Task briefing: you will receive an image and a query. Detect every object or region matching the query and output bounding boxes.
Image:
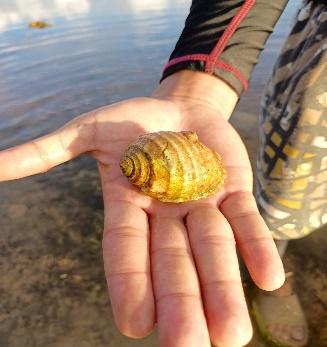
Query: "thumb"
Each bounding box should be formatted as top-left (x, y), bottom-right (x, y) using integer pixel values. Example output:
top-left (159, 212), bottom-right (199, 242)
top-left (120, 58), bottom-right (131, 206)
top-left (0, 111), bottom-right (97, 181)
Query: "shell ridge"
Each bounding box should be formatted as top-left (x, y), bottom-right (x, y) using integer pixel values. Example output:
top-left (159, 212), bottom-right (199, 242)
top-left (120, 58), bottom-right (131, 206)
top-left (181, 132), bottom-right (202, 199)
top-left (171, 132), bottom-right (199, 200)
top-left (159, 132), bottom-right (191, 201)
top-left (127, 146), bottom-right (141, 182)
top-left (145, 133), bottom-right (170, 195)
top-left (184, 135), bottom-right (225, 200)
top-left (125, 144), bottom-right (151, 186)
top-left (191, 137), bottom-right (212, 200)
top-left (154, 132), bottom-right (180, 199)
top-left (203, 148), bottom-right (226, 196)
top-left (138, 148), bottom-right (152, 187)
top-left (181, 131), bottom-right (198, 143)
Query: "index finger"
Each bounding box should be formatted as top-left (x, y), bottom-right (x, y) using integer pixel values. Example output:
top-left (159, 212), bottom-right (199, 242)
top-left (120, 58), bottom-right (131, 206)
top-left (0, 111), bottom-right (97, 181)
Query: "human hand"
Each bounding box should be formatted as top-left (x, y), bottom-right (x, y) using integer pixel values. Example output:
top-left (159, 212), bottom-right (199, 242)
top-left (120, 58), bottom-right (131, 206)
top-left (0, 71), bottom-right (285, 347)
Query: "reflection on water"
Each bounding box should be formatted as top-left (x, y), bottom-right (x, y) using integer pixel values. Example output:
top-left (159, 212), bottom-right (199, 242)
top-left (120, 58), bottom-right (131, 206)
top-left (1, 1), bottom-right (315, 347)
top-left (0, 0), bottom-right (91, 31)
top-left (0, 0), bottom-right (189, 32)
top-left (0, 0), bottom-right (190, 149)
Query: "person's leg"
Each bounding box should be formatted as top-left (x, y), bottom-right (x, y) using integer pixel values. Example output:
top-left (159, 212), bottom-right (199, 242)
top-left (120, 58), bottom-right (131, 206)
top-left (256, 1), bottom-right (327, 241)
top-left (253, 1), bottom-right (327, 346)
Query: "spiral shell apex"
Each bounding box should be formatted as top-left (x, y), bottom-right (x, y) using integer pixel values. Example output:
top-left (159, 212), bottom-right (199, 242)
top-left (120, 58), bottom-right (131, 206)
top-left (120, 131), bottom-right (227, 203)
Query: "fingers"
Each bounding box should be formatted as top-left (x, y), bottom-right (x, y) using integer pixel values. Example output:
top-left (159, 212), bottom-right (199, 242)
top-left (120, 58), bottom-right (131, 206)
top-left (150, 216), bottom-right (211, 347)
top-left (187, 206), bottom-right (253, 347)
top-left (102, 200), bottom-right (155, 338)
top-left (220, 191), bottom-right (285, 291)
top-left (0, 112), bottom-right (96, 181)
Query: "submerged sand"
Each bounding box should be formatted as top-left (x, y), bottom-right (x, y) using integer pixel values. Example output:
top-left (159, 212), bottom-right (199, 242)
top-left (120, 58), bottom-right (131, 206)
top-left (0, 106), bottom-right (326, 346)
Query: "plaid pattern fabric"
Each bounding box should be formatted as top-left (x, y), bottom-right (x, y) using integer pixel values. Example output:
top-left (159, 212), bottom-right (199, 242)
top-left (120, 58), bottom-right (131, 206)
top-left (256, 0), bottom-right (327, 240)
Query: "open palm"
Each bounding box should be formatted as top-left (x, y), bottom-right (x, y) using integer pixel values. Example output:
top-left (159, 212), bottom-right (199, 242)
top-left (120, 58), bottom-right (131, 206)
top-left (0, 96), bottom-right (284, 347)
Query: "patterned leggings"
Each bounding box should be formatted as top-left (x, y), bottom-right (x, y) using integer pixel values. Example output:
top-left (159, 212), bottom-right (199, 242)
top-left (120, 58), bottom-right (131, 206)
top-left (256, 1), bottom-right (327, 240)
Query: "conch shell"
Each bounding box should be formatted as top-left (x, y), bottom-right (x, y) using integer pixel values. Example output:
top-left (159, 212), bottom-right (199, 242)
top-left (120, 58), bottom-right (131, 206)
top-left (120, 131), bottom-right (227, 203)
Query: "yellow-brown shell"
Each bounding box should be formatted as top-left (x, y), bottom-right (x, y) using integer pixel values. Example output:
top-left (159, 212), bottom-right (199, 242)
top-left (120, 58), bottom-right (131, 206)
top-left (120, 131), bottom-right (227, 203)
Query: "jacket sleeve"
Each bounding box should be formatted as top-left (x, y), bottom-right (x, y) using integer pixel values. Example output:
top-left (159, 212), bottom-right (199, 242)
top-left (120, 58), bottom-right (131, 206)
top-left (161, 0), bottom-right (289, 95)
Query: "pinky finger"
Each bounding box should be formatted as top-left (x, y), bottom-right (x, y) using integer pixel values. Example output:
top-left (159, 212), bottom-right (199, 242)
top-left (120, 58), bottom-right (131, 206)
top-left (220, 191), bottom-right (285, 291)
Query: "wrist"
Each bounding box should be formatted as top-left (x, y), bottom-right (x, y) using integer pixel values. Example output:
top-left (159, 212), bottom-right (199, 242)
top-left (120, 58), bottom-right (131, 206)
top-left (152, 70), bottom-right (239, 119)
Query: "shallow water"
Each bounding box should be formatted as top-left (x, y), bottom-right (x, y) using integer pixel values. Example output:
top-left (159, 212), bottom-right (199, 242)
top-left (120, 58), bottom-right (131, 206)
top-left (0, 0), bottom-right (298, 150)
top-left (0, 0), bottom-right (189, 149)
top-left (2, 1), bottom-right (326, 347)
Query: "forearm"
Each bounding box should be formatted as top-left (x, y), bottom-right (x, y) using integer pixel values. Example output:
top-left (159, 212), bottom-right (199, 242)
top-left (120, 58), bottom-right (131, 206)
top-left (161, 0), bottom-right (289, 96)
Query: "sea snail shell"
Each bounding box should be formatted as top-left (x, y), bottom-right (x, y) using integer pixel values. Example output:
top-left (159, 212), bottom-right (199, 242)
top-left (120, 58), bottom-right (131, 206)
top-left (120, 131), bottom-right (227, 203)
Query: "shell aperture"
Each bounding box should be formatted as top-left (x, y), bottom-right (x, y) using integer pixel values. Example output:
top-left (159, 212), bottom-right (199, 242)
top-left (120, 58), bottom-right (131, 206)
top-left (119, 131), bottom-right (227, 203)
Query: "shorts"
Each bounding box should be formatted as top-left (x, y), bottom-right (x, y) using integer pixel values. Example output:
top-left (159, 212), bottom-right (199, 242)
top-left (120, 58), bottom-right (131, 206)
top-left (256, 0), bottom-right (327, 240)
